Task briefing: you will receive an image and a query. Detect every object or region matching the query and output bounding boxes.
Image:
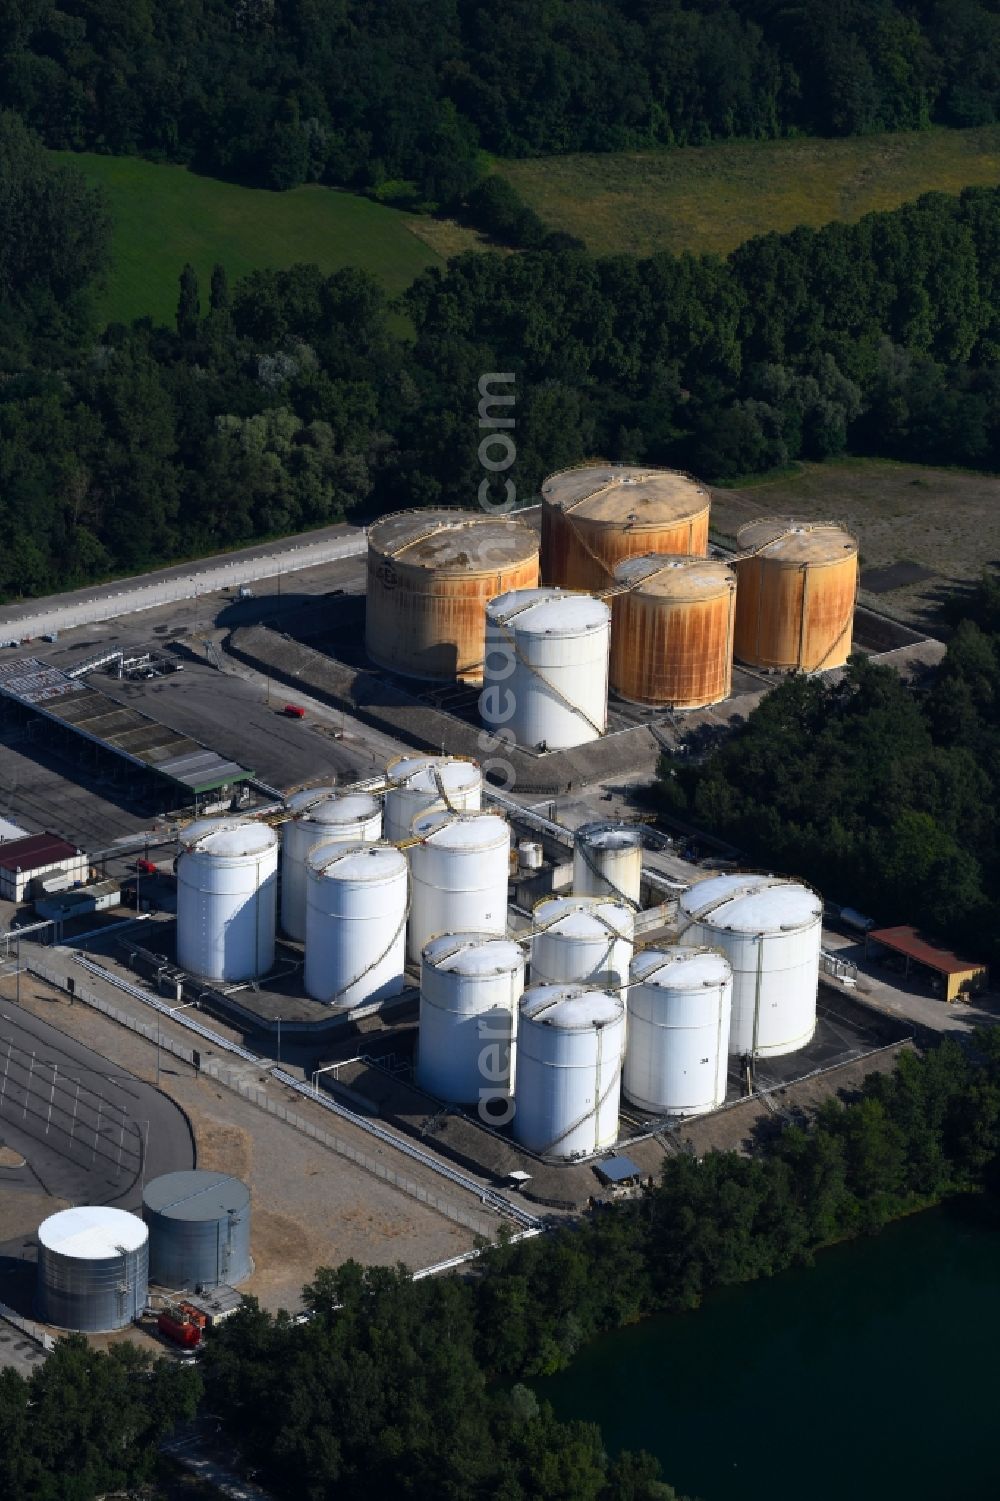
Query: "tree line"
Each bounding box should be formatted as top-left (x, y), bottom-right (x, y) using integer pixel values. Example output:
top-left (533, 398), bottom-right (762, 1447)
top-left (3, 1), bottom-right (1000, 200)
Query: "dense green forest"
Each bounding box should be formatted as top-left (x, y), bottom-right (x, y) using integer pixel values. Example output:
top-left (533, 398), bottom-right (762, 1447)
top-left (197, 1031), bottom-right (1000, 1500)
top-left (5, 1), bottom-right (1000, 199)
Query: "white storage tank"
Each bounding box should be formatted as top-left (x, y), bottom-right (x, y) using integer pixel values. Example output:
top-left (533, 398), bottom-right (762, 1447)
top-left (482, 588), bottom-right (610, 750)
top-left (407, 809), bottom-right (510, 961)
top-left (514, 984), bottom-right (625, 1158)
top-left (573, 822), bottom-right (644, 908)
top-left (383, 755), bottom-right (482, 843)
top-left (176, 819), bottom-right (278, 982)
top-left (678, 873), bottom-right (822, 1057)
top-left (624, 947), bottom-right (732, 1116)
top-left (37, 1206), bottom-right (148, 1332)
top-left (417, 932), bottom-right (525, 1108)
top-left (304, 841), bottom-right (408, 1008)
top-left (531, 896), bottom-right (634, 991)
top-left (281, 788), bottom-right (382, 940)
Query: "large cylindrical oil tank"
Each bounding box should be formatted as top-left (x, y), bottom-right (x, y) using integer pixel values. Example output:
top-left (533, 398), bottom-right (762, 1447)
top-left (407, 810), bottom-right (510, 961)
top-left (176, 820), bottom-right (278, 982)
top-left (610, 553), bottom-right (737, 708)
top-left (514, 984), bottom-right (625, 1158)
top-left (417, 932), bottom-right (525, 1106)
top-left (531, 896), bottom-right (634, 991)
top-left (281, 789), bottom-right (382, 941)
top-left (678, 873), bottom-right (822, 1057)
top-left (733, 518), bottom-right (858, 672)
top-left (573, 823), bottom-right (644, 908)
top-left (541, 463), bottom-right (711, 591)
top-left (143, 1170), bottom-right (252, 1290)
top-left (36, 1207), bottom-right (148, 1332)
top-left (383, 755), bottom-right (482, 843)
top-left (305, 841), bottom-right (408, 1008)
top-left (624, 947), bottom-right (732, 1116)
top-left (366, 508), bottom-right (540, 682)
top-left (482, 588), bottom-right (610, 750)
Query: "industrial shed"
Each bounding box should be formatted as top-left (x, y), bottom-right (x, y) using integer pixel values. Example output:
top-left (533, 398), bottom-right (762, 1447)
top-left (0, 833), bottom-right (87, 902)
top-left (866, 926), bottom-right (988, 1003)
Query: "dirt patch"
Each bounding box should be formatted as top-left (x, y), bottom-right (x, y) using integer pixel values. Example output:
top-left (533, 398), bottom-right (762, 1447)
top-left (184, 1108), bottom-right (253, 1181)
top-left (0, 1147), bottom-right (26, 1168)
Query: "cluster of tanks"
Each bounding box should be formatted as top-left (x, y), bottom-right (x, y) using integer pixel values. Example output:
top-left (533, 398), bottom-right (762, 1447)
top-left (364, 462), bottom-right (859, 750)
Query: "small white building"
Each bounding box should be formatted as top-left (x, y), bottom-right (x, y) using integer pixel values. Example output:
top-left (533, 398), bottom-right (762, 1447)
top-left (0, 833), bottom-right (88, 903)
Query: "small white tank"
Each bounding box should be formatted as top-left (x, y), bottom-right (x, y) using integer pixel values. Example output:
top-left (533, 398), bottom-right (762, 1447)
top-left (514, 984), bottom-right (625, 1158)
top-left (383, 755), bottom-right (482, 842)
top-left (176, 819), bottom-right (278, 982)
top-left (531, 896), bottom-right (634, 992)
top-left (518, 840), bottom-right (544, 870)
top-left (281, 789), bottom-right (382, 940)
top-left (304, 841), bottom-right (408, 1008)
top-left (407, 810), bottom-right (510, 960)
top-left (678, 873), bottom-right (822, 1056)
top-left (573, 822), bottom-right (644, 908)
top-left (417, 932), bottom-right (525, 1109)
top-left (482, 588), bottom-right (610, 750)
top-left (624, 947), bottom-right (732, 1116)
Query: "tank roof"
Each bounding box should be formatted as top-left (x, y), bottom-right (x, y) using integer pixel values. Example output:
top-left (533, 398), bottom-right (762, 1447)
top-left (575, 822), bottom-right (644, 850)
top-left (368, 508), bottom-right (537, 572)
top-left (520, 983), bottom-right (623, 1030)
top-left (534, 896), bottom-right (634, 939)
top-left (487, 588), bottom-right (610, 636)
top-left (39, 1206), bottom-right (147, 1258)
top-left (631, 946), bottom-right (731, 987)
top-left (285, 785), bottom-right (339, 814)
top-left (680, 873), bottom-right (821, 933)
top-left (423, 932), bottom-right (523, 974)
top-left (614, 552), bottom-right (735, 600)
top-left (387, 755), bottom-right (480, 792)
top-left (737, 518), bottom-right (858, 564)
top-left (542, 463), bottom-right (709, 525)
top-left (143, 1170), bottom-right (249, 1221)
top-left (412, 809), bottom-right (509, 850)
top-left (308, 841), bottom-right (406, 882)
top-left (296, 792), bottom-right (380, 826)
top-left (186, 821), bottom-right (277, 858)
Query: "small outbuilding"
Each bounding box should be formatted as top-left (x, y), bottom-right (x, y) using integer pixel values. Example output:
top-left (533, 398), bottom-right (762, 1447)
top-left (866, 926), bottom-right (988, 1003)
top-left (593, 1155), bottom-right (643, 1189)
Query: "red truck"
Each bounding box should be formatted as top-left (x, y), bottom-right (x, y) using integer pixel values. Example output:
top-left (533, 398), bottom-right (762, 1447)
top-left (282, 703), bottom-right (306, 719)
top-left (157, 1311), bottom-right (202, 1348)
top-left (135, 858), bottom-right (158, 875)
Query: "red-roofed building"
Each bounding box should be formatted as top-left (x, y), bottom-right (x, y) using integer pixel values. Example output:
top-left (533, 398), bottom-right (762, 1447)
top-left (0, 833), bottom-right (87, 902)
top-left (866, 925), bottom-right (988, 1003)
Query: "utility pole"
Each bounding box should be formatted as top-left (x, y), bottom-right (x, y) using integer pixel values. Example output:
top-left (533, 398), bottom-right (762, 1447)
top-left (276, 1017), bottom-right (281, 1065)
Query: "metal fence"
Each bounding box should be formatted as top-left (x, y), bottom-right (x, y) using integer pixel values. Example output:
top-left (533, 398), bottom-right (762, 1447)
top-left (0, 1300), bottom-right (54, 1355)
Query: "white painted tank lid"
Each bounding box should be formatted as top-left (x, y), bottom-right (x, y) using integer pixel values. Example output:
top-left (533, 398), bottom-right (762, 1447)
top-left (576, 822), bottom-right (644, 849)
top-left (308, 841), bottom-right (406, 882)
top-left (487, 587), bottom-right (610, 636)
top-left (388, 756), bottom-right (480, 792)
top-left (534, 896), bottom-right (634, 939)
top-left (423, 932), bottom-right (523, 974)
top-left (520, 983), bottom-right (623, 1030)
top-left (631, 947), bottom-right (731, 987)
top-left (412, 809), bottom-right (509, 849)
top-left (285, 784), bottom-right (340, 814)
top-left (680, 873), bottom-right (821, 932)
top-left (298, 792), bottom-right (380, 826)
top-left (190, 822), bottom-right (277, 858)
top-left (39, 1206), bottom-right (147, 1258)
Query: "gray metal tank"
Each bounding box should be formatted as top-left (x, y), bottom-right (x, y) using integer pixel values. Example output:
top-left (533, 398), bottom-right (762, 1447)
top-left (143, 1170), bottom-right (252, 1290)
top-left (36, 1206), bottom-right (148, 1332)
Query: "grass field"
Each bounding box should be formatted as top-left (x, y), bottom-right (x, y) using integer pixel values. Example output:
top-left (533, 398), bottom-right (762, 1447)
top-left (52, 152), bottom-right (445, 326)
top-left (499, 125), bottom-right (1000, 258)
top-left (709, 458), bottom-right (1000, 626)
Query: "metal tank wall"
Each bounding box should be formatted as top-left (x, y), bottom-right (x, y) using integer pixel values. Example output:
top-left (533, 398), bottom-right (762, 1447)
top-left (623, 948), bottom-right (732, 1116)
top-left (143, 1171), bottom-right (252, 1290)
top-left (482, 588), bottom-right (610, 751)
top-left (407, 810), bottom-right (510, 960)
top-left (541, 463), bottom-right (711, 591)
top-left (36, 1207), bottom-right (149, 1332)
top-left (417, 933), bottom-right (525, 1104)
top-left (610, 553), bottom-right (736, 708)
top-left (176, 821), bottom-right (278, 982)
top-left (305, 841), bottom-right (408, 1007)
top-left (365, 508), bottom-right (540, 682)
top-left (281, 790), bottom-right (382, 941)
top-left (383, 755), bottom-right (482, 843)
top-left (531, 897), bottom-right (634, 992)
top-left (733, 519), bottom-right (858, 672)
top-left (678, 873), bottom-right (822, 1057)
top-left (513, 984), bottom-right (625, 1158)
top-left (573, 824), bottom-right (643, 908)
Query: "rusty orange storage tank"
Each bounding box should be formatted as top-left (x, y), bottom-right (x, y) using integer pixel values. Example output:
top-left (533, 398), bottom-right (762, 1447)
top-left (733, 519), bottom-right (858, 672)
top-left (541, 463), bottom-right (711, 591)
top-left (610, 553), bottom-right (737, 709)
top-left (365, 509), bottom-right (539, 682)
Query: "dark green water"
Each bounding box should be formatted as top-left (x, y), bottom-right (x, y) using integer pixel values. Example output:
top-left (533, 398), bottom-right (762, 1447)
top-left (535, 1206), bottom-right (1000, 1501)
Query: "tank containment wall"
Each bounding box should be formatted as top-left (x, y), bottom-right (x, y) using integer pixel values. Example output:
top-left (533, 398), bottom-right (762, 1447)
top-left (733, 518), bottom-right (858, 672)
top-left (573, 823), bottom-right (644, 908)
top-left (623, 947), bottom-right (732, 1116)
top-left (383, 755), bottom-right (482, 843)
top-left (36, 1207), bottom-right (148, 1332)
top-left (417, 933), bottom-right (525, 1106)
top-left (407, 811), bottom-right (510, 961)
top-left (514, 984), bottom-right (625, 1159)
top-left (176, 820), bottom-right (278, 982)
top-left (281, 789), bottom-right (382, 941)
top-left (305, 841), bottom-right (408, 1008)
top-left (143, 1170), bottom-right (252, 1290)
top-left (610, 553), bottom-right (736, 708)
top-left (531, 896), bottom-right (635, 992)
